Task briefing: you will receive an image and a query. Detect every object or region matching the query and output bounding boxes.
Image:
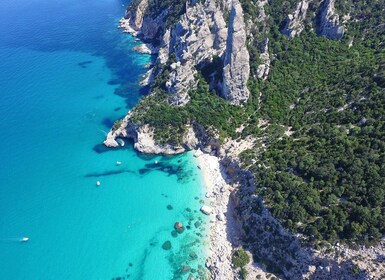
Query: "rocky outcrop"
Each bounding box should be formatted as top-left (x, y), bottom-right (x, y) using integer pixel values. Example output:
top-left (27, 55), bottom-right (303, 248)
top-left (122, 0), bottom-right (251, 106)
top-left (104, 112), bottom-right (199, 154)
top-left (122, 0), bottom-right (167, 41)
top-left (281, 0), bottom-right (310, 38)
top-left (161, 0), bottom-right (228, 106)
top-left (221, 0), bottom-right (250, 105)
top-left (127, 0), bottom-right (148, 32)
top-left (317, 0), bottom-right (344, 40)
top-left (256, 38), bottom-right (270, 80)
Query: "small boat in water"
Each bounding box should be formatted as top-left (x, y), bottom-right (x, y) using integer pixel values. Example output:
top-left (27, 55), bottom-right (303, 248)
top-left (96, 181), bottom-right (101, 186)
top-left (20, 237), bottom-right (29, 242)
top-left (116, 161), bottom-right (122, 165)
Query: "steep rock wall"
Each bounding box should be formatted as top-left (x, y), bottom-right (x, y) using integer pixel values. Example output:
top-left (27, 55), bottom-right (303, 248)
top-left (221, 0), bottom-right (250, 105)
top-left (317, 0), bottom-right (344, 40)
top-left (281, 0), bottom-right (310, 39)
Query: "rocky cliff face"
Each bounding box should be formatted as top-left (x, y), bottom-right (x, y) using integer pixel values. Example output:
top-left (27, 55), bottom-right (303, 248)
top-left (221, 0), bottom-right (250, 105)
top-left (256, 38), bottom-right (270, 80)
top-left (281, 0), bottom-right (310, 39)
top-left (104, 112), bottom-right (199, 154)
top-left (317, 0), bottom-right (344, 40)
top-left (280, 0), bottom-right (345, 40)
top-left (122, 0), bottom-right (250, 106)
top-left (124, 0), bottom-right (168, 41)
top-left (163, 0), bottom-right (229, 105)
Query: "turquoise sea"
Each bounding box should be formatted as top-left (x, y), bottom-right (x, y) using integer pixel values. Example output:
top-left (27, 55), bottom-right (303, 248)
top-left (0, 0), bottom-right (208, 279)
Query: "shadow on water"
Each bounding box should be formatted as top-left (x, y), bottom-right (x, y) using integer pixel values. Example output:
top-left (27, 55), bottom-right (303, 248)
top-left (77, 60), bottom-right (93, 68)
top-left (84, 169), bottom-right (136, 178)
top-left (137, 157), bottom-right (195, 183)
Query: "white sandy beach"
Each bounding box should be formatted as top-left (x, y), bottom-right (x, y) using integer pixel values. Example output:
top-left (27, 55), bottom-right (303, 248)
top-left (194, 150), bottom-right (238, 280)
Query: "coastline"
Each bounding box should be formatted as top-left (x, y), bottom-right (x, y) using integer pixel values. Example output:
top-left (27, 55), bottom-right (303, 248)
top-left (194, 150), bottom-right (238, 279)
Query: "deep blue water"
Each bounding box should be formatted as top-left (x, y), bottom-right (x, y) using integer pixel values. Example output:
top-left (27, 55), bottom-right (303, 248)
top-left (0, 0), bottom-right (208, 279)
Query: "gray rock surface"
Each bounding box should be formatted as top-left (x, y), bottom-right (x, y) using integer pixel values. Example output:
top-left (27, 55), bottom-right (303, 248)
top-left (317, 0), bottom-right (344, 40)
top-left (161, 0), bottom-right (228, 106)
top-left (126, 0), bottom-right (148, 31)
top-left (281, 0), bottom-right (310, 38)
top-left (256, 38), bottom-right (270, 80)
top-left (124, 0), bottom-right (167, 41)
top-left (221, 0), bottom-right (250, 105)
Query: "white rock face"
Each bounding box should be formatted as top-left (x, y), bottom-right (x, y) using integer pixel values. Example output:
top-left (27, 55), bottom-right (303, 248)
top-left (160, 0), bottom-right (228, 106)
top-left (222, 0), bottom-right (250, 105)
top-left (104, 113), bottom-right (199, 155)
top-left (123, 0), bottom-right (167, 41)
top-left (318, 0), bottom-right (344, 40)
top-left (127, 0), bottom-right (148, 31)
top-left (281, 0), bottom-right (310, 38)
top-left (256, 38), bottom-right (270, 80)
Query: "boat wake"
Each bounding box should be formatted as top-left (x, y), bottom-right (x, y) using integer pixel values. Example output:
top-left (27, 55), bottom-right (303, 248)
top-left (0, 237), bottom-right (29, 243)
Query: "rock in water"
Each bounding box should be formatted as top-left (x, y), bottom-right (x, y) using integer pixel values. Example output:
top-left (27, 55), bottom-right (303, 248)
top-left (174, 222), bottom-right (185, 233)
top-left (200, 205), bottom-right (213, 215)
top-left (162, 241), bottom-right (172, 250)
top-left (180, 265), bottom-right (191, 274)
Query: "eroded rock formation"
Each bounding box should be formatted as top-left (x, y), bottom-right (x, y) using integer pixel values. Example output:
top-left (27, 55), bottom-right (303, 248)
top-left (221, 0), bottom-right (250, 105)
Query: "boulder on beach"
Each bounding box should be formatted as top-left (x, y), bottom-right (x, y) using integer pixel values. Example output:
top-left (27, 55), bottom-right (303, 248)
top-left (200, 205), bottom-right (213, 215)
top-left (174, 222), bottom-right (185, 233)
top-left (217, 212), bottom-right (225, 221)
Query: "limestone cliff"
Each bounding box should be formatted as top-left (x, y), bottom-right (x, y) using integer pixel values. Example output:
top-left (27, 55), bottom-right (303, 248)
top-left (163, 0), bottom-right (229, 105)
top-left (221, 0), bottom-right (250, 105)
top-left (317, 0), bottom-right (344, 40)
top-left (121, 0), bottom-right (250, 106)
top-left (281, 0), bottom-right (310, 39)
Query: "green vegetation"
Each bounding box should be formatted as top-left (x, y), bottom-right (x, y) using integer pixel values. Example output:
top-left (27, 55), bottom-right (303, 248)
top-left (131, 74), bottom-right (246, 145)
top-left (129, 0), bottom-right (385, 245)
top-left (232, 249), bottom-right (250, 279)
top-left (112, 119), bottom-right (123, 132)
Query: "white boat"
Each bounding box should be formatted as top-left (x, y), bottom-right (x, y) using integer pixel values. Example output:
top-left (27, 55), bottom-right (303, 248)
top-left (96, 181), bottom-right (101, 186)
top-left (116, 161), bottom-right (122, 165)
top-left (20, 237), bottom-right (29, 242)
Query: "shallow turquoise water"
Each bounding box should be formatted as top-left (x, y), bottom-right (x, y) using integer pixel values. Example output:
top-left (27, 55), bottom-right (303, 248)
top-left (0, 0), bottom-right (208, 279)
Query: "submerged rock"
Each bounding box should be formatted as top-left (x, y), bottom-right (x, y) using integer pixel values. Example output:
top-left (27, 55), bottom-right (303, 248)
top-left (189, 252), bottom-right (198, 260)
top-left (180, 265), bottom-right (191, 274)
top-left (162, 240), bottom-right (172, 250)
top-left (174, 222), bottom-right (185, 233)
